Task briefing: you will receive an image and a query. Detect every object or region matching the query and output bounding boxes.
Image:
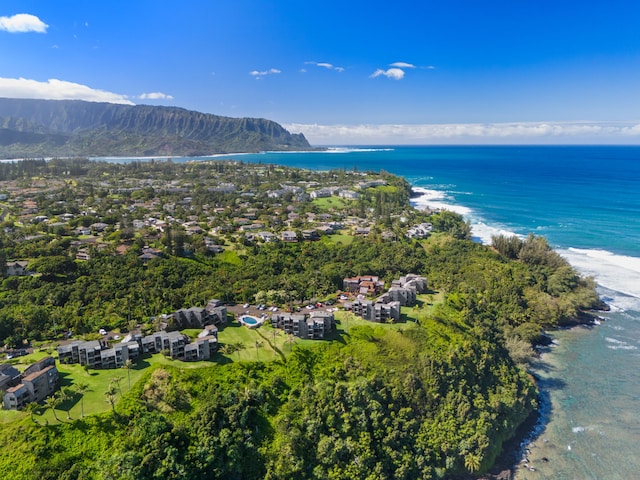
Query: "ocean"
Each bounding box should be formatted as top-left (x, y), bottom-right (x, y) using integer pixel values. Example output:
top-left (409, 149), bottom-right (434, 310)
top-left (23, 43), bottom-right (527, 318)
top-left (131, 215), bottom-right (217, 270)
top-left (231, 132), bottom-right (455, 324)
top-left (101, 146), bottom-right (640, 478)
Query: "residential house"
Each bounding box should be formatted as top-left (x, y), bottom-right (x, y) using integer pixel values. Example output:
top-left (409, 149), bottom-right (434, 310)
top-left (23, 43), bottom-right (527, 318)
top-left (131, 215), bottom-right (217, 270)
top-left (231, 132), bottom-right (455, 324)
top-left (5, 261), bottom-right (29, 276)
top-left (258, 231), bottom-right (278, 243)
top-left (344, 273), bottom-right (426, 323)
top-left (343, 275), bottom-right (385, 295)
top-left (170, 300), bottom-right (227, 329)
top-left (357, 179), bottom-right (388, 189)
top-left (75, 249), bottom-right (91, 261)
top-left (185, 224), bottom-right (203, 235)
top-left (317, 225), bottom-right (334, 235)
top-left (3, 384), bottom-right (31, 410)
top-left (21, 365), bottom-right (59, 403)
top-left (90, 222), bottom-right (109, 233)
top-left (347, 298), bottom-right (401, 323)
top-left (99, 341), bottom-right (140, 369)
top-left (406, 223), bottom-right (433, 239)
top-left (184, 336), bottom-right (217, 361)
top-left (338, 189), bottom-right (359, 199)
top-left (0, 364), bottom-right (21, 391)
top-left (141, 331), bottom-right (187, 359)
top-left (376, 274), bottom-right (427, 307)
top-left (301, 230), bottom-right (320, 241)
top-left (58, 340), bottom-right (103, 368)
top-left (310, 188), bottom-right (332, 199)
top-left (393, 274), bottom-right (428, 294)
top-left (239, 223), bottom-right (265, 232)
top-left (22, 356), bottom-right (56, 378)
top-left (271, 312), bottom-right (335, 340)
top-left (281, 230), bottom-right (298, 242)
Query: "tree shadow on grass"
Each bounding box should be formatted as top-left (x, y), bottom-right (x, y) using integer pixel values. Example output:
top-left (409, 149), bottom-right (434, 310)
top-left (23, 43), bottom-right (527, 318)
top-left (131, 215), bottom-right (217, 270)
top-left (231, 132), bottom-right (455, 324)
top-left (57, 371), bottom-right (74, 387)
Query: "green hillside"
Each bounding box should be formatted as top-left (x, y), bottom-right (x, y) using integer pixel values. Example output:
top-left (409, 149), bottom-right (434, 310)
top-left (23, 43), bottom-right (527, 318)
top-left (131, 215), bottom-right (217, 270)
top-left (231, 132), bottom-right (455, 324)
top-left (0, 98), bottom-right (311, 158)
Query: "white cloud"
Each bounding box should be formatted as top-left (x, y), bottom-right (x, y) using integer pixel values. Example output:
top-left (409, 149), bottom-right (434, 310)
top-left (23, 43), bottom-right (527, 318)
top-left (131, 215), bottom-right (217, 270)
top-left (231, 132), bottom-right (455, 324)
top-left (305, 61), bottom-right (345, 72)
top-left (389, 62), bottom-right (415, 69)
top-left (284, 122), bottom-right (640, 145)
top-left (139, 92), bottom-right (174, 100)
top-left (370, 68), bottom-right (405, 80)
top-left (250, 68), bottom-right (281, 79)
top-left (0, 77), bottom-right (134, 104)
top-left (0, 13), bottom-right (48, 33)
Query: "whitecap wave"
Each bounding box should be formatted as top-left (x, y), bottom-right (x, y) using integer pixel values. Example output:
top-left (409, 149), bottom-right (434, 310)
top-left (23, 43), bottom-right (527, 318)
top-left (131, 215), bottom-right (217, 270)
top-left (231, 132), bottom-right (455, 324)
top-left (558, 248), bottom-right (640, 309)
top-left (410, 186), bottom-right (520, 243)
top-left (605, 337), bottom-right (628, 345)
top-left (604, 337), bottom-right (638, 350)
top-left (606, 344), bottom-right (638, 351)
top-left (410, 186), bottom-right (472, 215)
top-left (470, 222), bottom-right (521, 245)
top-left (324, 147), bottom-right (395, 153)
top-left (409, 184), bottom-right (640, 313)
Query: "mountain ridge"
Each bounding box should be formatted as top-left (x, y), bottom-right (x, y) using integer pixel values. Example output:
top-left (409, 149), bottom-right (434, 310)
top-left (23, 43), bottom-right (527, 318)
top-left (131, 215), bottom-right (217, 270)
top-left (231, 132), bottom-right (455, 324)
top-left (0, 97), bottom-right (311, 158)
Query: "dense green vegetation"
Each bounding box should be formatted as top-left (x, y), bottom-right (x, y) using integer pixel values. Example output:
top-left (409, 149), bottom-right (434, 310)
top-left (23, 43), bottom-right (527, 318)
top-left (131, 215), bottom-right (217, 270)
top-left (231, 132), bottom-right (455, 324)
top-left (0, 158), bottom-right (601, 478)
top-left (0, 321), bottom-right (535, 480)
top-left (0, 98), bottom-right (311, 158)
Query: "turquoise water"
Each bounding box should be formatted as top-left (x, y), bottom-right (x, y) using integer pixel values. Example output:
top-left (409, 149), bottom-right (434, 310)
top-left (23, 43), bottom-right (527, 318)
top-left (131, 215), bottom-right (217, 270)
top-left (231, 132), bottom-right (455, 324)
top-left (241, 315), bottom-right (259, 325)
top-left (102, 146), bottom-right (640, 477)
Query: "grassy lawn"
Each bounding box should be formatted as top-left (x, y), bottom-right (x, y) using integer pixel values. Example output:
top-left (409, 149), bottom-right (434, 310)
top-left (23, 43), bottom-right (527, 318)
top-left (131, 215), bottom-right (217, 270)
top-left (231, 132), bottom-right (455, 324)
top-left (323, 233), bottom-right (354, 245)
top-left (217, 250), bottom-right (242, 265)
top-left (371, 185), bottom-right (400, 194)
top-left (218, 320), bottom-right (295, 362)
top-left (311, 196), bottom-right (348, 210)
top-left (402, 291), bottom-right (444, 319)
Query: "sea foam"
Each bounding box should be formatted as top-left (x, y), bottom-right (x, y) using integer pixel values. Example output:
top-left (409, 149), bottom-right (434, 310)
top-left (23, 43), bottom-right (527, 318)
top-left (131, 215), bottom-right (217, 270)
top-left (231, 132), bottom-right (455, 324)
top-left (410, 187), bottom-right (472, 216)
top-left (410, 181), bottom-right (640, 314)
top-left (410, 186), bottom-right (518, 244)
top-left (558, 248), bottom-right (640, 309)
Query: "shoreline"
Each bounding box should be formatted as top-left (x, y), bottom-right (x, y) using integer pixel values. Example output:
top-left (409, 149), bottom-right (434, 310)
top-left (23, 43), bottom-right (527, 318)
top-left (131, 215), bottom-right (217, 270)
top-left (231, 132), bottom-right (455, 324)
top-left (481, 310), bottom-right (608, 480)
top-left (406, 190), bottom-right (620, 479)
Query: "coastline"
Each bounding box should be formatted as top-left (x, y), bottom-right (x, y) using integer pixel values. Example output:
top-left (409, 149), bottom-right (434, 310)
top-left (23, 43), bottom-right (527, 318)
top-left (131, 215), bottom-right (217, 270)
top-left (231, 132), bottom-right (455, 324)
top-left (409, 185), bottom-right (614, 479)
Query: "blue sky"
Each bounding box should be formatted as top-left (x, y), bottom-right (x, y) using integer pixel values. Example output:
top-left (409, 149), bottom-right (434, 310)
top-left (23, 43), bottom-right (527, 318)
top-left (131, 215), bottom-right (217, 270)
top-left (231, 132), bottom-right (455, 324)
top-left (2, 0), bottom-right (640, 144)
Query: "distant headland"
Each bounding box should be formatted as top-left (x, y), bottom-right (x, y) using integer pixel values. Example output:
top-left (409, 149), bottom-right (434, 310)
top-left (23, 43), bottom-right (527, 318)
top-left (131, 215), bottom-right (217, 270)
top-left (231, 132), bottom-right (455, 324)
top-left (0, 97), bottom-right (312, 158)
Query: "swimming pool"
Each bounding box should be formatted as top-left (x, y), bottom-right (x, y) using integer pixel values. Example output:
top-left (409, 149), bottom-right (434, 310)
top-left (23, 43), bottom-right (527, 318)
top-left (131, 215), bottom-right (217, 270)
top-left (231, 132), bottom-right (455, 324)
top-left (239, 315), bottom-right (264, 328)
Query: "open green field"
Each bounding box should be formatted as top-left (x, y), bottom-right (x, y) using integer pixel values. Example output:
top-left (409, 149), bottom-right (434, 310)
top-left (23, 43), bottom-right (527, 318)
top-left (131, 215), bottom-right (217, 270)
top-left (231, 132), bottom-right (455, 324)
top-left (311, 196), bottom-right (349, 210)
top-left (322, 233), bottom-right (354, 245)
top-left (371, 185), bottom-right (400, 194)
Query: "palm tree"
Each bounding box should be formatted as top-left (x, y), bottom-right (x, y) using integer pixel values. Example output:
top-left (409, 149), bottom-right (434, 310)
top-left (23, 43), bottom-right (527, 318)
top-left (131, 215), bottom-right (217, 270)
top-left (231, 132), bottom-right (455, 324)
top-left (44, 395), bottom-right (60, 422)
top-left (105, 385), bottom-right (117, 417)
top-left (285, 333), bottom-right (296, 352)
top-left (111, 376), bottom-right (123, 397)
top-left (219, 344), bottom-right (231, 357)
top-left (57, 387), bottom-right (72, 420)
top-left (233, 342), bottom-right (245, 362)
top-left (74, 382), bottom-right (89, 418)
top-left (254, 340), bottom-right (263, 360)
top-left (464, 453), bottom-right (481, 474)
top-left (25, 402), bottom-right (40, 425)
top-left (271, 328), bottom-right (280, 347)
top-left (122, 359), bottom-right (134, 390)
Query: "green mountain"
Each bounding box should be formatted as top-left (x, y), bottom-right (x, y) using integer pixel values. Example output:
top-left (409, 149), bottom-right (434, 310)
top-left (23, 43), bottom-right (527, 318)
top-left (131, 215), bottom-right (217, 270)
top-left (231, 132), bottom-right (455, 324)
top-left (0, 97), bottom-right (311, 158)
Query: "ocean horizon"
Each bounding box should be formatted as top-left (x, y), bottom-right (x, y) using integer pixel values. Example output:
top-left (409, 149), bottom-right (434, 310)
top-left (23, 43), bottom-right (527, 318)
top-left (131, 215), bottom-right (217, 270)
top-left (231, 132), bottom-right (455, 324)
top-left (98, 145), bottom-right (640, 478)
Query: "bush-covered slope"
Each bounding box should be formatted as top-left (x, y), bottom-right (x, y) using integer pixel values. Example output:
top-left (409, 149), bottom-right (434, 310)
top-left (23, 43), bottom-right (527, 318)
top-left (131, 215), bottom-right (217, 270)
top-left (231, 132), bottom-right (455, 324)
top-left (0, 322), bottom-right (536, 480)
